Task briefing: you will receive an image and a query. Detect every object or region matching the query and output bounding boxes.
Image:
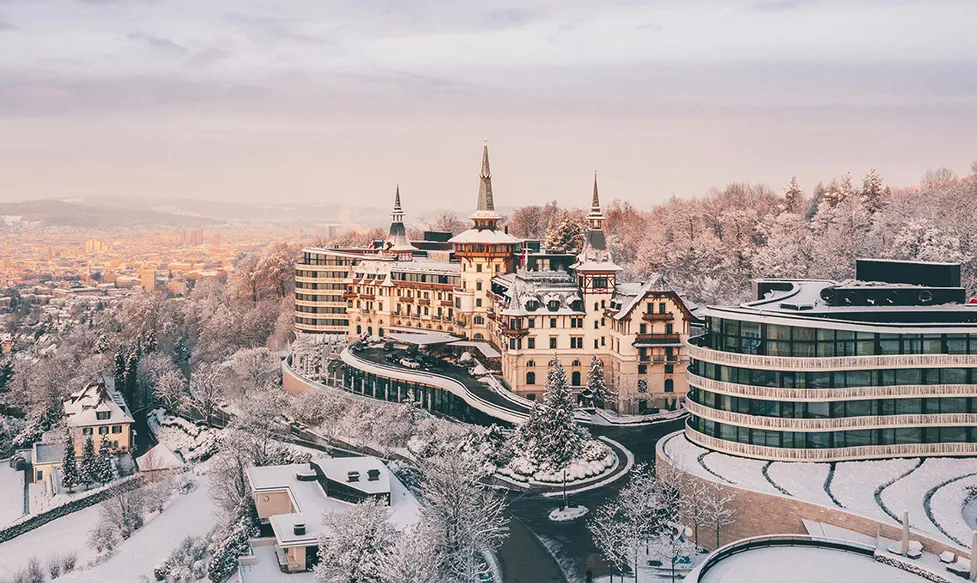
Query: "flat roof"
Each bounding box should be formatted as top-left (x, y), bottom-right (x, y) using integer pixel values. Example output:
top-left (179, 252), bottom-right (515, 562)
top-left (699, 545), bottom-right (930, 583)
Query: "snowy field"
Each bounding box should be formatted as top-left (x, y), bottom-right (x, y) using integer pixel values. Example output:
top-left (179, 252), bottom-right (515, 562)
top-left (0, 465), bottom-right (24, 527)
top-left (59, 472), bottom-right (217, 583)
top-left (0, 500), bottom-right (104, 579)
top-left (661, 432), bottom-right (977, 549)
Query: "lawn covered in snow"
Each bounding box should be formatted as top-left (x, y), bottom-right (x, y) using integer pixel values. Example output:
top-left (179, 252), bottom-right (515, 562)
top-left (0, 500), bottom-right (104, 579)
top-left (766, 462), bottom-right (835, 508)
top-left (880, 458), bottom-right (977, 540)
top-left (0, 465), bottom-right (24, 527)
top-left (830, 458), bottom-right (919, 524)
top-left (929, 473), bottom-right (977, 547)
top-left (700, 452), bottom-right (781, 495)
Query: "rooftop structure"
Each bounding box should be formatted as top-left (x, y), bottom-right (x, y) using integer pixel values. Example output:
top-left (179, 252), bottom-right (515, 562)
top-left (62, 379), bottom-right (134, 456)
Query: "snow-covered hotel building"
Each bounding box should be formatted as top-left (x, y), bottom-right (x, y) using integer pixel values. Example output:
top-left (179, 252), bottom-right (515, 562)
top-left (685, 259), bottom-right (977, 461)
top-left (303, 143), bottom-right (697, 417)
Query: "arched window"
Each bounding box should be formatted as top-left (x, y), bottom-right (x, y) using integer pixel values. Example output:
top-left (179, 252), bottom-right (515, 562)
top-left (571, 371), bottom-right (581, 386)
top-left (526, 360), bottom-right (535, 367)
top-left (474, 333), bottom-right (484, 339)
top-left (594, 302), bottom-right (599, 311)
top-left (665, 379), bottom-right (674, 393)
top-left (526, 371), bottom-right (536, 385)
top-left (474, 316), bottom-right (484, 325)
top-left (572, 359), bottom-right (581, 367)
top-left (356, 325), bottom-right (362, 334)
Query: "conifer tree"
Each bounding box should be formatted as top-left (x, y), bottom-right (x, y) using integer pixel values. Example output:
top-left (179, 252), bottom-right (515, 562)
top-left (539, 357), bottom-right (586, 472)
top-left (861, 169), bottom-right (886, 214)
top-left (587, 355), bottom-right (608, 408)
top-left (95, 436), bottom-right (115, 484)
top-left (61, 430), bottom-right (79, 492)
top-left (783, 177), bottom-right (803, 214)
top-left (80, 435), bottom-right (98, 486)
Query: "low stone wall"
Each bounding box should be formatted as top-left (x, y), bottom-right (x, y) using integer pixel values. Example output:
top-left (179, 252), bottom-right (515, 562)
top-left (655, 447), bottom-right (969, 560)
top-left (0, 474), bottom-right (146, 544)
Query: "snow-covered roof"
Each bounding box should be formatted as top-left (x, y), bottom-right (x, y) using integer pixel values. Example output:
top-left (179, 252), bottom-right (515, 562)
top-left (32, 442), bottom-right (63, 465)
top-left (63, 380), bottom-right (134, 427)
top-left (248, 456), bottom-right (419, 548)
top-left (386, 331), bottom-right (459, 346)
top-left (496, 269), bottom-right (586, 316)
top-left (136, 445), bottom-right (185, 471)
top-left (448, 227), bottom-right (520, 245)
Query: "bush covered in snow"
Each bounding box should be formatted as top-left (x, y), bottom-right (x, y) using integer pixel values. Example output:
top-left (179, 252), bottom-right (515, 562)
top-left (206, 500), bottom-right (259, 583)
top-left (498, 439), bottom-right (615, 484)
top-left (147, 408), bottom-right (219, 462)
top-left (153, 535), bottom-right (209, 582)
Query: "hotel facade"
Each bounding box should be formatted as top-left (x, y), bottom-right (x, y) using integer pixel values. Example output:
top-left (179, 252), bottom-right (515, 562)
top-left (298, 143), bottom-right (696, 415)
top-left (685, 259), bottom-right (977, 461)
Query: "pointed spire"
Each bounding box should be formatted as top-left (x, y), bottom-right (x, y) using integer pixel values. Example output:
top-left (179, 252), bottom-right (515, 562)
top-left (591, 171), bottom-right (601, 212)
top-left (393, 183), bottom-right (402, 212)
top-left (470, 140), bottom-right (500, 226)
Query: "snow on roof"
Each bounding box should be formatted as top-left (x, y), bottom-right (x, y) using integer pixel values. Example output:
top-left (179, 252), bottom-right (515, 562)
top-left (449, 340), bottom-right (502, 358)
top-left (249, 456), bottom-right (419, 548)
top-left (63, 380), bottom-right (134, 427)
top-left (448, 227), bottom-right (520, 245)
top-left (32, 442), bottom-right (63, 465)
top-left (386, 331), bottom-right (460, 346)
top-left (136, 445), bottom-right (185, 471)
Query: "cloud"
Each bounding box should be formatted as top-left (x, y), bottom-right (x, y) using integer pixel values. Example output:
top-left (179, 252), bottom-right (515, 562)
top-left (127, 32), bottom-right (187, 56)
top-left (0, 21), bottom-right (14, 32)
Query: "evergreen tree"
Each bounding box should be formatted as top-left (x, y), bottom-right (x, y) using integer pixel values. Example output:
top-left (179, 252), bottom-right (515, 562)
top-left (61, 430), bottom-right (79, 492)
top-left (782, 177), bottom-right (803, 214)
top-left (207, 500), bottom-right (260, 583)
top-left (114, 350), bottom-right (127, 391)
top-left (544, 211), bottom-right (585, 253)
top-left (80, 435), bottom-right (98, 486)
top-left (95, 436), bottom-right (115, 484)
top-left (587, 355), bottom-right (608, 408)
top-left (861, 169), bottom-right (886, 214)
top-left (124, 350), bottom-right (140, 408)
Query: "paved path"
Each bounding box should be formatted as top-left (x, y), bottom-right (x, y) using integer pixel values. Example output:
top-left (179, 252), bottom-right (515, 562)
top-left (499, 517), bottom-right (566, 583)
top-left (21, 466), bottom-right (28, 516)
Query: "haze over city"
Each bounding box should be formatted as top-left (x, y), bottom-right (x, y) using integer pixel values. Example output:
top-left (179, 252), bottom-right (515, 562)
top-left (2, 0), bottom-right (977, 209)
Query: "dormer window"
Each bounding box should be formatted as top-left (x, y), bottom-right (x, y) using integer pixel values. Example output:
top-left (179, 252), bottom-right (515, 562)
top-left (96, 411), bottom-right (110, 421)
top-left (525, 300), bottom-right (539, 311)
top-left (547, 300), bottom-right (560, 311)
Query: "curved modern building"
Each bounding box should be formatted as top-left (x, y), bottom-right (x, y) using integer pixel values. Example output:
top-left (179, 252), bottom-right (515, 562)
top-left (685, 259), bottom-right (977, 461)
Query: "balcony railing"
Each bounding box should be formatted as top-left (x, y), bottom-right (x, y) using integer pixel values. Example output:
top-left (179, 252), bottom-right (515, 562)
top-left (683, 424), bottom-right (977, 462)
top-left (686, 371), bottom-right (977, 402)
top-left (684, 399), bottom-right (977, 431)
top-left (687, 343), bottom-right (977, 371)
top-left (642, 312), bottom-right (674, 321)
top-left (398, 296), bottom-right (414, 303)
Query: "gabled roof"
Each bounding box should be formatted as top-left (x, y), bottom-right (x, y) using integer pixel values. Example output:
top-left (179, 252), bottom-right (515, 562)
top-left (63, 380), bottom-right (134, 427)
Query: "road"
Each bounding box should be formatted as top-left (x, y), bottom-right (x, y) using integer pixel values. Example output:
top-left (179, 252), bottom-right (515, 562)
top-left (502, 418), bottom-right (687, 583)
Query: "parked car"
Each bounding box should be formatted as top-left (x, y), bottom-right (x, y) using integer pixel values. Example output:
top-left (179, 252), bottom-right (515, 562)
top-left (382, 342), bottom-right (395, 351)
top-left (400, 358), bottom-right (421, 369)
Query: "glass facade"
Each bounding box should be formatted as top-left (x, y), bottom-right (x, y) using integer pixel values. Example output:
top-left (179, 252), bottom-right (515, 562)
top-left (687, 316), bottom-right (977, 457)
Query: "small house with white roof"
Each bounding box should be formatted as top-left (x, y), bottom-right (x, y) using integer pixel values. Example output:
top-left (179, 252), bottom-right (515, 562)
top-left (242, 455), bottom-right (419, 579)
top-left (62, 379), bottom-right (134, 456)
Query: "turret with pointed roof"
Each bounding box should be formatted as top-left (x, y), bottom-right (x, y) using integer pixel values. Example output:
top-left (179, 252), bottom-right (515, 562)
top-left (573, 172), bottom-right (620, 276)
top-left (385, 184), bottom-right (417, 258)
top-left (449, 141), bottom-right (519, 245)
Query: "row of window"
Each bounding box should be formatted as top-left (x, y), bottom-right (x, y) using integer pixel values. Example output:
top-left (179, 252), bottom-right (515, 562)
top-left (295, 316), bottom-right (348, 327)
top-left (301, 254), bottom-right (358, 266)
top-left (690, 388), bottom-right (977, 419)
top-left (296, 305), bottom-right (346, 314)
top-left (295, 269), bottom-right (349, 279)
top-left (701, 317), bottom-right (977, 357)
top-left (505, 316), bottom-right (606, 330)
top-left (295, 281), bottom-right (346, 290)
top-left (690, 415), bottom-right (976, 449)
top-left (296, 293), bottom-right (345, 303)
top-left (690, 360), bottom-right (977, 389)
top-left (81, 425), bottom-right (125, 435)
top-left (389, 272), bottom-right (460, 286)
top-left (507, 336), bottom-right (596, 350)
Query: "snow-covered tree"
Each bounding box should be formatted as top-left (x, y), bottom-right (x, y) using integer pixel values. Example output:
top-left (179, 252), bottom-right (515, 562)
top-left (61, 431), bottom-right (79, 492)
top-left (419, 453), bottom-right (508, 582)
top-left (428, 211), bottom-right (467, 236)
top-left (888, 219), bottom-right (964, 263)
top-left (315, 497), bottom-right (396, 583)
top-left (860, 169), bottom-right (887, 214)
top-left (544, 210), bottom-right (585, 253)
top-left (679, 473), bottom-right (710, 547)
top-left (256, 242), bottom-right (299, 299)
top-left (586, 355), bottom-right (608, 408)
top-left (190, 363), bottom-right (226, 425)
top-left (378, 522), bottom-right (444, 583)
top-left (207, 499), bottom-right (259, 583)
top-left (79, 435), bottom-right (97, 486)
top-left (226, 347), bottom-right (281, 403)
top-left (94, 436), bottom-right (114, 485)
top-left (704, 483), bottom-right (737, 549)
top-left (753, 212), bottom-right (812, 279)
top-left (782, 176), bottom-right (803, 214)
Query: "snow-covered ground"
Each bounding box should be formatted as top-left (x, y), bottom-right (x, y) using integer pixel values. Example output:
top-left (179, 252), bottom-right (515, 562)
top-left (830, 458), bottom-right (919, 524)
top-left (0, 465), bottom-right (24, 527)
top-left (880, 458), bottom-right (977, 538)
top-left (929, 474), bottom-right (977, 547)
top-left (59, 471), bottom-right (217, 583)
top-left (699, 452), bottom-right (781, 495)
top-left (148, 408), bottom-right (219, 462)
top-left (0, 500), bottom-right (104, 579)
top-left (766, 462), bottom-right (835, 508)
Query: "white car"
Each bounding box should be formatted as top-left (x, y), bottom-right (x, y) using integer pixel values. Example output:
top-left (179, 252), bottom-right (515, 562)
top-left (399, 358), bottom-right (420, 369)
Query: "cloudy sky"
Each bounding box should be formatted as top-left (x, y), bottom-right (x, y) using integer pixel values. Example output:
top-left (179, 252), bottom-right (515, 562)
top-left (1, 0), bottom-right (976, 211)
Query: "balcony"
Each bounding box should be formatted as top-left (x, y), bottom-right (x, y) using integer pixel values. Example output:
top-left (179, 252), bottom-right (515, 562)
top-left (418, 298), bottom-right (430, 306)
top-left (642, 311), bottom-right (674, 322)
top-left (398, 296), bottom-right (414, 303)
top-left (634, 333), bottom-right (681, 347)
top-left (343, 291), bottom-right (356, 300)
top-left (500, 326), bottom-right (529, 338)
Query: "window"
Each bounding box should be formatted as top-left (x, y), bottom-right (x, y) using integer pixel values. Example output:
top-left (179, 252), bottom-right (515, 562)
top-left (639, 323), bottom-right (647, 334)
top-left (476, 299), bottom-right (482, 307)
top-left (111, 425), bottom-right (122, 434)
top-left (549, 337), bottom-right (557, 349)
top-left (98, 426), bottom-right (109, 435)
top-left (82, 428), bottom-right (93, 435)
top-left (659, 302), bottom-right (666, 314)
top-left (664, 379), bottom-right (674, 393)
top-left (528, 318), bottom-right (535, 328)
top-left (477, 264), bottom-right (482, 272)
top-left (666, 323), bottom-right (673, 334)
top-left (526, 372), bottom-right (536, 385)
top-left (571, 371), bottom-right (581, 386)
top-left (638, 364), bottom-right (647, 374)
top-left (526, 360), bottom-right (536, 367)
top-left (594, 321), bottom-right (599, 329)
top-left (550, 318), bottom-right (557, 328)
top-left (96, 411), bottom-right (110, 421)
top-left (528, 338), bottom-right (535, 349)
top-left (570, 337), bottom-right (583, 349)
top-left (665, 364), bottom-right (674, 374)
top-left (572, 359), bottom-right (581, 367)
top-left (594, 339), bottom-right (599, 349)
top-left (113, 441), bottom-right (119, 449)
top-left (476, 281), bottom-right (483, 291)
top-left (547, 300), bottom-right (560, 311)
top-left (474, 316), bottom-right (484, 324)
top-left (36, 470), bottom-right (43, 480)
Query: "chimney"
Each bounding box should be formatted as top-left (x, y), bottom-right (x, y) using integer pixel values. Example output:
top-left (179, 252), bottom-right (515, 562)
top-left (367, 469), bottom-right (381, 481)
top-left (294, 523), bottom-right (306, 536)
top-left (347, 471), bottom-right (360, 482)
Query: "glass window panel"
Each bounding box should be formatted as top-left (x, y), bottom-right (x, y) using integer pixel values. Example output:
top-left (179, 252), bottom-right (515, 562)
top-left (941, 398), bottom-right (968, 413)
top-left (793, 327), bottom-right (815, 342)
top-left (895, 369), bottom-right (922, 385)
top-left (817, 342), bottom-right (836, 357)
top-left (946, 335), bottom-right (968, 354)
top-left (895, 427), bottom-right (922, 444)
top-left (836, 330), bottom-right (855, 341)
top-left (879, 334), bottom-right (900, 355)
top-left (808, 432), bottom-right (831, 448)
top-left (741, 321), bottom-right (761, 339)
top-left (807, 402), bottom-right (830, 418)
top-left (881, 370), bottom-right (896, 386)
top-left (903, 334), bottom-right (923, 355)
top-left (924, 427), bottom-right (940, 444)
top-left (793, 342), bottom-right (816, 357)
top-left (895, 398), bottom-right (922, 415)
top-left (720, 423), bottom-right (737, 441)
top-left (830, 402), bottom-right (846, 418)
top-left (846, 400), bottom-right (872, 417)
top-left (922, 336), bottom-right (943, 354)
top-left (846, 430), bottom-right (872, 447)
top-left (765, 431), bottom-right (781, 448)
top-left (943, 368), bottom-right (967, 384)
top-left (766, 324), bottom-right (790, 341)
top-left (809, 371), bottom-right (832, 389)
top-left (846, 370), bottom-right (872, 388)
top-left (940, 426), bottom-right (968, 443)
top-left (723, 319), bottom-right (740, 337)
top-left (924, 399), bottom-right (940, 414)
top-left (817, 329), bottom-right (835, 341)
top-left (767, 341), bottom-right (791, 356)
top-left (856, 340), bottom-right (876, 356)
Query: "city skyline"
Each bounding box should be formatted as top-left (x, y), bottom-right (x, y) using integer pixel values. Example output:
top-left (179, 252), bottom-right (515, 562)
top-left (2, 1), bottom-right (977, 208)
